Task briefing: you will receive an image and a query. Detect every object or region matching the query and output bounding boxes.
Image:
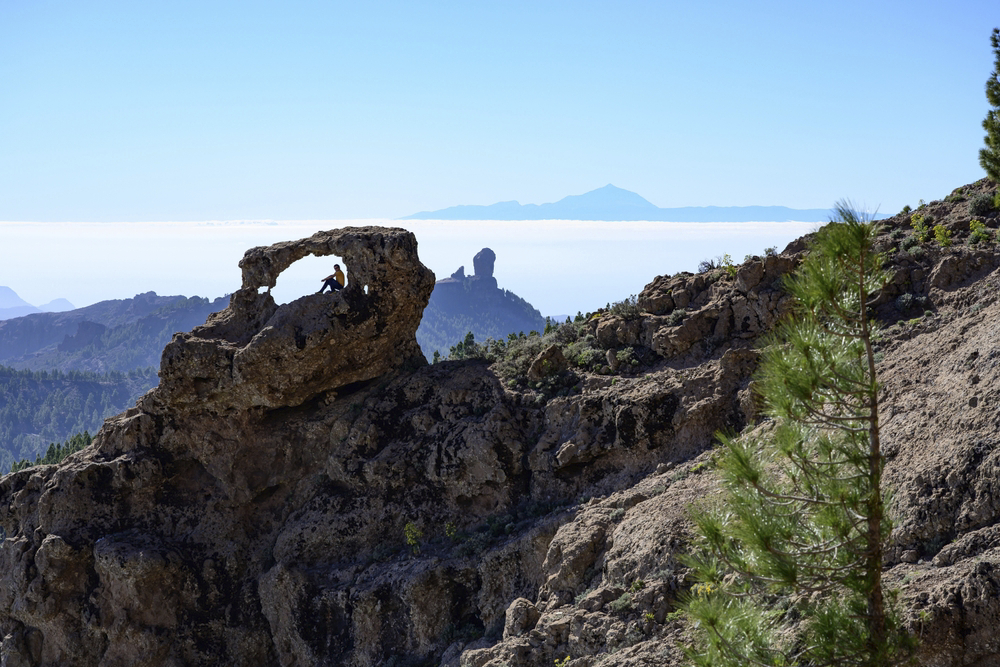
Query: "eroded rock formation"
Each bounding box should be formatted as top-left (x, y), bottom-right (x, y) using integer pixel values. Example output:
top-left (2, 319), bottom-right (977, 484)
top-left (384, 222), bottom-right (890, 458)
top-left (3, 180), bottom-right (1000, 667)
top-left (158, 226), bottom-right (435, 411)
top-left (416, 248), bottom-right (544, 357)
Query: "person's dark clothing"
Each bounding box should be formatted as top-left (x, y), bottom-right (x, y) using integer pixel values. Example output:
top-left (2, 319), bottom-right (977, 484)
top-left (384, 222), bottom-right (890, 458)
top-left (318, 278), bottom-right (342, 293)
top-left (318, 268), bottom-right (346, 293)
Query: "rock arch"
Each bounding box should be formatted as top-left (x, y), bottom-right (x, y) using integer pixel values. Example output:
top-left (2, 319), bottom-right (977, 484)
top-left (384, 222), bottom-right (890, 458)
top-left (153, 226), bottom-right (435, 412)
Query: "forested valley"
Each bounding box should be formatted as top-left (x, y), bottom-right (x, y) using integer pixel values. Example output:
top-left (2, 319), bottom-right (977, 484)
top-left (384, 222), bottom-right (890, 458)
top-left (0, 365), bottom-right (157, 472)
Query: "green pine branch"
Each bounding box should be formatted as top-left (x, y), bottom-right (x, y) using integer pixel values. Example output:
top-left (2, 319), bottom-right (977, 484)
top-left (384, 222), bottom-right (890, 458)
top-left (680, 203), bottom-right (916, 667)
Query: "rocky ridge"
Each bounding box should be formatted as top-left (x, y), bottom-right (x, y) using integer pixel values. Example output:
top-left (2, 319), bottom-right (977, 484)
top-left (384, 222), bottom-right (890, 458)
top-left (0, 182), bottom-right (999, 666)
top-left (416, 247), bottom-right (545, 359)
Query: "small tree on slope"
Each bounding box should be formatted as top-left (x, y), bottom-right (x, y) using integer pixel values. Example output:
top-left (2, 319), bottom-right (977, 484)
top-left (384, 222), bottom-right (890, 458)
top-left (681, 203), bottom-right (915, 667)
top-left (980, 27), bottom-right (1000, 182)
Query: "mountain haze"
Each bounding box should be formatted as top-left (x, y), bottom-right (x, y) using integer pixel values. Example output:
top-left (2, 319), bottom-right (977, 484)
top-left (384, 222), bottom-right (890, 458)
top-left (0, 291), bottom-right (229, 373)
top-left (404, 184), bottom-right (835, 222)
top-left (0, 286), bottom-right (76, 320)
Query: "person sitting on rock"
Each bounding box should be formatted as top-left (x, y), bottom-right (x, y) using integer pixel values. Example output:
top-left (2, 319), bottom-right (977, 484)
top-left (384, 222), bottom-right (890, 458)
top-left (318, 264), bottom-right (346, 293)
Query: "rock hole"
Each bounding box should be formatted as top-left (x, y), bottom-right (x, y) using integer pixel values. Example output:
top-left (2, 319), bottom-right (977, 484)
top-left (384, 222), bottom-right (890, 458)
top-left (269, 254), bottom-right (347, 305)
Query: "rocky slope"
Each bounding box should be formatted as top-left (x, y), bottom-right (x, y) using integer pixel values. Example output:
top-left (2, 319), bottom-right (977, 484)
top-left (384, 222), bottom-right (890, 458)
top-left (0, 182), bottom-right (999, 667)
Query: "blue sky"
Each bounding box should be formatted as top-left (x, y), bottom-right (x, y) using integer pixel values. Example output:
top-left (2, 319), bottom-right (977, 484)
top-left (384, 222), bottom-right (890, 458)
top-left (1, 1), bottom-right (996, 221)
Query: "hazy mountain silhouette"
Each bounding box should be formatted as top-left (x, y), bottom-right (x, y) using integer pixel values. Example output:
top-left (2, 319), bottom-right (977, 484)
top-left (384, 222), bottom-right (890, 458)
top-left (416, 248), bottom-right (545, 358)
top-left (0, 291), bottom-right (229, 372)
top-left (403, 184), bottom-right (835, 222)
top-left (0, 287), bottom-right (75, 320)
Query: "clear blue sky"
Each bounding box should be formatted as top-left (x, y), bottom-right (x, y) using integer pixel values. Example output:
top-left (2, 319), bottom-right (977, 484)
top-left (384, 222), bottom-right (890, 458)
top-left (1, 1), bottom-right (996, 221)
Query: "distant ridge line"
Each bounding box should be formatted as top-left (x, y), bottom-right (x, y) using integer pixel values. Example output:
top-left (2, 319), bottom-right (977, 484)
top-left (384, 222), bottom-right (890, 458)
top-left (402, 184), bottom-right (835, 222)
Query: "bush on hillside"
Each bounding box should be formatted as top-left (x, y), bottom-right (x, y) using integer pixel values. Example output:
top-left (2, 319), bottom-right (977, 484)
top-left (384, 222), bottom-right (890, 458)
top-left (609, 295), bottom-right (642, 320)
top-left (969, 219), bottom-right (993, 245)
top-left (969, 193), bottom-right (995, 217)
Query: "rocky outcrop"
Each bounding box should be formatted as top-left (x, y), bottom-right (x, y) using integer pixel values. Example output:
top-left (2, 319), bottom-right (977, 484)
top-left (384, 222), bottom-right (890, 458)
top-left (417, 249), bottom-right (545, 357)
top-left (3, 180), bottom-right (1000, 667)
top-left (472, 248), bottom-right (497, 289)
top-left (157, 226), bottom-right (435, 412)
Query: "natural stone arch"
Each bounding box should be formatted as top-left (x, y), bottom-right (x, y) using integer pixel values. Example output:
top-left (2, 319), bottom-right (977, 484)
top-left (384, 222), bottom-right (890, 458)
top-left (152, 226), bottom-right (435, 412)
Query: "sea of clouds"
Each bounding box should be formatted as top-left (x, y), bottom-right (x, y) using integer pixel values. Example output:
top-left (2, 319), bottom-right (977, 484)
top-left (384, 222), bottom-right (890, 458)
top-left (1, 219), bottom-right (818, 317)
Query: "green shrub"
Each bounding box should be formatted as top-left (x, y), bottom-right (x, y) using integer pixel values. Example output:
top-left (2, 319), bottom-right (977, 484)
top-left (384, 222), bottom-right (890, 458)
top-left (609, 295), bottom-right (642, 320)
top-left (907, 245), bottom-right (926, 259)
top-left (698, 254), bottom-right (737, 277)
top-left (910, 213), bottom-right (931, 242)
top-left (574, 347), bottom-right (605, 370)
top-left (404, 522), bottom-right (423, 555)
top-left (667, 309), bottom-right (687, 326)
top-left (454, 532), bottom-right (491, 557)
top-left (969, 193), bottom-right (995, 216)
top-left (900, 235), bottom-right (919, 250)
top-left (889, 228), bottom-right (906, 241)
top-left (610, 593), bottom-right (633, 614)
top-left (720, 253), bottom-right (738, 278)
top-left (900, 204), bottom-right (912, 215)
top-left (969, 218), bottom-right (993, 245)
top-left (934, 224), bottom-right (953, 247)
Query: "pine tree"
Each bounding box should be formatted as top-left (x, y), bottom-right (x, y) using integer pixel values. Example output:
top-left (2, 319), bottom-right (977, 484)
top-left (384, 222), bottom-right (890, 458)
top-left (980, 27), bottom-right (1000, 182)
top-left (681, 203), bottom-right (914, 667)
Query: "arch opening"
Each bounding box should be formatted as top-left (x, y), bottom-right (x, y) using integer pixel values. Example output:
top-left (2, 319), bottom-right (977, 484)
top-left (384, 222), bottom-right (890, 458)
top-left (269, 253), bottom-right (348, 306)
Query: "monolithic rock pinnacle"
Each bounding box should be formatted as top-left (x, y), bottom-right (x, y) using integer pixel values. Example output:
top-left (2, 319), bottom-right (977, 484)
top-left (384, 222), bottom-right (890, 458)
top-left (154, 226), bottom-right (435, 412)
top-left (473, 247), bottom-right (496, 279)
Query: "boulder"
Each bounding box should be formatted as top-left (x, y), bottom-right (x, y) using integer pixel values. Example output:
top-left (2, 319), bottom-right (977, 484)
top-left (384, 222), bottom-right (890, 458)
top-left (527, 345), bottom-right (568, 381)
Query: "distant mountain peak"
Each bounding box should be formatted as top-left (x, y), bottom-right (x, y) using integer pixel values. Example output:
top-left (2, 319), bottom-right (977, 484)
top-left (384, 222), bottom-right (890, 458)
top-left (0, 287), bottom-right (78, 320)
top-left (403, 187), bottom-right (833, 222)
top-left (553, 184), bottom-right (658, 209)
top-left (0, 286), bottom-right (33, 310)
